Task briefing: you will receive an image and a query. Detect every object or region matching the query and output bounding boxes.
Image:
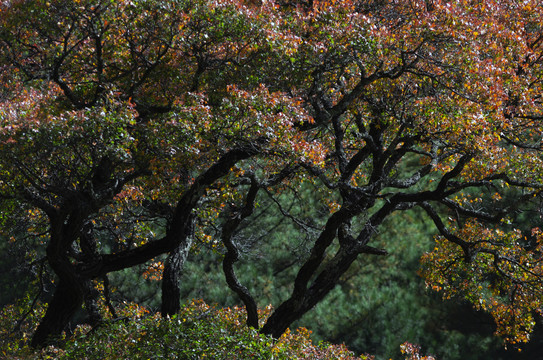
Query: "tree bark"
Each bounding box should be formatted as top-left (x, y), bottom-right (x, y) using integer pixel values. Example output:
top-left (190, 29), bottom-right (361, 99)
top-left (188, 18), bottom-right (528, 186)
top-left (30, 143), bottom-right (263, 347)
top-left (30, 278), bottom-right (85, 347)
top-left (221, 179), bottom-right (260, 328)
top-left (31, 210), bottom-right (87, 348)
top-left (222, 241), bottom-right (260, 329)
top-left (260, 204), bottom-right (392, 338)
top-left (160, 221), bottom-right (194, 317)
top-left (259, 211), bottom-right (349, 338)
top-left (259, 248), bottom-right (359, 338)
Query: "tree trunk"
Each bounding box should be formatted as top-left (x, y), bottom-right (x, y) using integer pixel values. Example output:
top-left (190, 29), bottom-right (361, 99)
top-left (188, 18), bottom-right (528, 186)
top-left (160, 236), bottom-right (193, 317)
top-left (260, 247), bottom-right (360, 338)
top-left (260, 203), bottom-right (393, 338)
top-left (260, 298), bottom-right (306, 338)
top-left (32, 210), bottom-right (88, 348)
top-left (29, 143), bottom-right (262, 344)
top-left (221, 180), bottom-right (260, 329)
top-left (222, 248), bottom-right (259, 329)
top-left (30, 278), bottom-right (85, 348)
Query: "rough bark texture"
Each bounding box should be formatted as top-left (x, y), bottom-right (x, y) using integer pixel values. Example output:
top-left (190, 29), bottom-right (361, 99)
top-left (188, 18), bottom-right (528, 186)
top-left (161, 234), bottom-right (193, 317)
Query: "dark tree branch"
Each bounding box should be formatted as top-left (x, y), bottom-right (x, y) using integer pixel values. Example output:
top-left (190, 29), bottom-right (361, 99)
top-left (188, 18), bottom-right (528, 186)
top-left (92, 140), bottom-right (266, 276)
top-left (439, 198), bottom-right (505, 223)
top-left (419, 202), bottom-right (472, 261)
top-left (221, 176), bottom-right (260, 329)
top-left (339, 145), bottom-right (372, 184)
top-left (435, 153), bottom-right (474, 193)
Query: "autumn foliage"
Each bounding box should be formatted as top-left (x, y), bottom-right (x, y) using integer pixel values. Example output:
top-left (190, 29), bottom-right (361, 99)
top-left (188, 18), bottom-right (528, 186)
top-left (1, 0), bottom-right (543, 354)
top-left (0, 298), bottom-right (372, 359)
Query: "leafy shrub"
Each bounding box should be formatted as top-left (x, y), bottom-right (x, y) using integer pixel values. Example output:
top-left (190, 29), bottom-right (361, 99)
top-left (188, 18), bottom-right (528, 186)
top-left (1, 299), bottom-right (373, 359)
top-left (0, 292), bottom-right (46, 359)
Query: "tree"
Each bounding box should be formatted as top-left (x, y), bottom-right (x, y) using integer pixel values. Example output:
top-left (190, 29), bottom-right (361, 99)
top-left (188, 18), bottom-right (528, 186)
top-left (2, 0), bottom-right (543, 351)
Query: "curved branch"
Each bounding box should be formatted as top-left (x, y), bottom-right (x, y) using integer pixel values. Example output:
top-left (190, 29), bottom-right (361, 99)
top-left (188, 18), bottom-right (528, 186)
top-left (419, 202), bottom-right (472, 261)
top-left (435, 153), bottom-right (474, 193)
top-left (439, 198), bottom-right (505, 223)
top-left (221, 177), bottom-right (260, 329)
top-left (92, 141), bottom-right (265, 276)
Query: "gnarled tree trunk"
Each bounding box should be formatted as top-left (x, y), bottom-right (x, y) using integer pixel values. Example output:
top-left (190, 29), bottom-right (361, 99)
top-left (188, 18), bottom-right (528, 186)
top-left (31, 278), bottom-right (85, 347)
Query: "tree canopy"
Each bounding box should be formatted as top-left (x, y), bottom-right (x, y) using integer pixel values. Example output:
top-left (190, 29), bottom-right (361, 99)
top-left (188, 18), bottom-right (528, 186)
top-left (2, 0), bottom-right (543, 352)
